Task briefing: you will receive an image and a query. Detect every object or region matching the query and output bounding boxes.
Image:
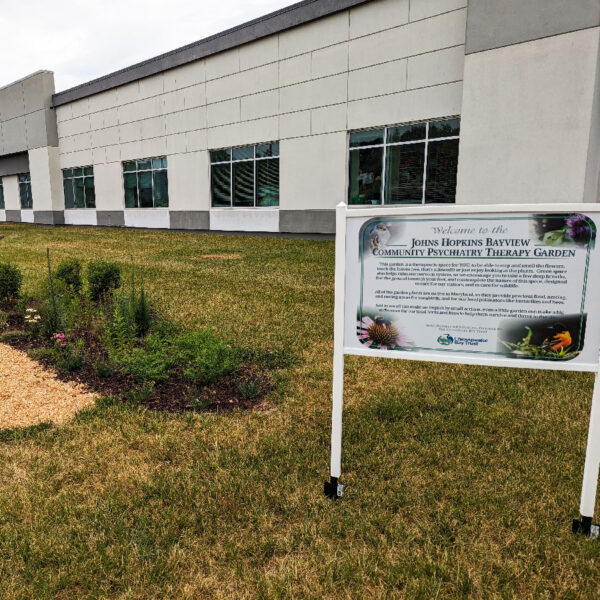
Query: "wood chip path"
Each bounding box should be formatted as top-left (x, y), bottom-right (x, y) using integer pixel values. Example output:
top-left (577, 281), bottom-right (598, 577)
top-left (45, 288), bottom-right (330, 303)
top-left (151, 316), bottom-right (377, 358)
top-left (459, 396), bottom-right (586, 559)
top-left (0, 344), bottom-right (96, 429)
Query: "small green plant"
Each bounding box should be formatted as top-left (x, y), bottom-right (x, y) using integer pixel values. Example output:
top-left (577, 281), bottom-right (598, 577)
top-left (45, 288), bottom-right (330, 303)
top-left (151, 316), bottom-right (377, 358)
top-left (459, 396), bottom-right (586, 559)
top-left (0, 330), bottom-right (30, 343)
top-left (236, 372), bottom-right (264, 399)
top-left (0, 311), bottom-right (8, 329)
top-left (119, 346), bottom-right (171, 383)
top-left (174, 329), bottom-right (239, 384)
top-left (87, 261), bottom-right (122, 302)
top-left (134, 285), bottom-right (151, 337)
top-left (52, 333), bottom-right (85, 372)
top-left (55, 259), bottom-right (83, 294)
top-left (94, 361), bottom-right (113, 378)
top-left (0, 263), bottom-right (22, 305)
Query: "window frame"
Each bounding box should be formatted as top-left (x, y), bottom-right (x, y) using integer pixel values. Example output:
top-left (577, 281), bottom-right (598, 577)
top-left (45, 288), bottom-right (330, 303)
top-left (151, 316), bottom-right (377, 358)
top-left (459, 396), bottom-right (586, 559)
top-left (210, 142), bottom-right (280, 208)
top-left (63, 166), bottom-right (96, 209)
top-left (348, 118), bottom-right (460, 206)
top-left (121, 156), bottom-right (169, 209)
top-left (18, 173), bottom-right (33, 209)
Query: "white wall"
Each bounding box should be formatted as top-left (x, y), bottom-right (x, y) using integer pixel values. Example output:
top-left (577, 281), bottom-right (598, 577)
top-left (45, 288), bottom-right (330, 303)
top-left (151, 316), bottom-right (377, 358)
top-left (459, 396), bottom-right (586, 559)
top-left (456, 27), bottom-right (600, 205)
top-left (54, 0), bottom-right (467, 220)
top-left (2, 175), bottom-right (19, 211)
top-left (29, 146), bottom-right (63, 211)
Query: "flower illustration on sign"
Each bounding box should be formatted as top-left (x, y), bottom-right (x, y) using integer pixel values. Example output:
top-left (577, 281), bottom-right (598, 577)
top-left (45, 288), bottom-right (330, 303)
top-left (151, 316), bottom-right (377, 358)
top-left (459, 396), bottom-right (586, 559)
top-left (357, 315), bottom-right (411, 350)
top-left (533, 213), bottom-right (596, 247)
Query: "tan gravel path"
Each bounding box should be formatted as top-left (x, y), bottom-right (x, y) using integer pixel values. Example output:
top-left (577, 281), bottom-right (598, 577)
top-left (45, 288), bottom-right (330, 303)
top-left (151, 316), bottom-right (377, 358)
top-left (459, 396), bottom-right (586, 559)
top-left (0, 343), bottom-right (96, 429)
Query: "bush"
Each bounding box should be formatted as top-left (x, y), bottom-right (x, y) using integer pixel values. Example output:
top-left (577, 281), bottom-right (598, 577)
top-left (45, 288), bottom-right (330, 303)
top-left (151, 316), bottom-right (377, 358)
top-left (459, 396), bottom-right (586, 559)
top-left (119, 347), bottom-right (171, 383)
top-left (0, 263), bottom-right (22, 305)
top-left (87, 261), bottom-right (122, 302)
top-left (55, 259), bottom-right (83, 293)
top-left (174, 329), bottom-right (239, 384)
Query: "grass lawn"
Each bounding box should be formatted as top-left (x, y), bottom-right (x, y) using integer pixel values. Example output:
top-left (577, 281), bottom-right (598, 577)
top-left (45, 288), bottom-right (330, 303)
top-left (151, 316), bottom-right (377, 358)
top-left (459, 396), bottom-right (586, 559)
top-left (0, 222), bottom-right (599, 599)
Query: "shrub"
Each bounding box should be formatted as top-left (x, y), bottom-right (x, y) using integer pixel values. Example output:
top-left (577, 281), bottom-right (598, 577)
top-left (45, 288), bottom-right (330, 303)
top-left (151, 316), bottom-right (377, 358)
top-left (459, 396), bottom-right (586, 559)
top-left (87, 261), bottom-right (122, 302)
top-left (55, 259), bottom-right (83, 293)
top-left (94, 361), bottom-right (113, 378)
top-left (174, 329), bottom-right (239, 384)
top-left (0, 263), bottom-right (22, 305)
top-left (40, 296), bottom-right (68, 339)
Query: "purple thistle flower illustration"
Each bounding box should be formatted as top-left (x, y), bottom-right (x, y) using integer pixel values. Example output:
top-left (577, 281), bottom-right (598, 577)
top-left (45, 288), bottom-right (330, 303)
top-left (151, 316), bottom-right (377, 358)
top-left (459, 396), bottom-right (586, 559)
top-left (356, 316), bottom-right (412, 350)
top-left (565, 214), bottom-right (593, 245)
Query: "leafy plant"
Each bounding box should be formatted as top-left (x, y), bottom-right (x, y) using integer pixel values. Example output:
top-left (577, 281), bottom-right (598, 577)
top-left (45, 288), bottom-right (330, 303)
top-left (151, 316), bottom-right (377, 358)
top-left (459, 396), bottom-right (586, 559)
top-left (87, 261), bottom-right (122, 302)
top-left (94, 361), bottom-right (113, 378)
top-left (236, 372), bottom-right (264, 399)
top-left (119, 346), bottom-right (171, 383)
top-left (55, 259), bottom-right (83, 293)
top-left (0, 263), bottom-right (22, 305)
top-left (174, 329), bottom-right (239, 384)
top-left (134, 285), bottom-right (151, 337)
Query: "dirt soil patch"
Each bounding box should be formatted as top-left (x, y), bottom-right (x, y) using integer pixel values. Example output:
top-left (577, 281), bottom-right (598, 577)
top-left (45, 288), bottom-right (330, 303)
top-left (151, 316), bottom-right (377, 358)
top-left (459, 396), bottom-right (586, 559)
top-left (0, 343), bottom-right (96, 429)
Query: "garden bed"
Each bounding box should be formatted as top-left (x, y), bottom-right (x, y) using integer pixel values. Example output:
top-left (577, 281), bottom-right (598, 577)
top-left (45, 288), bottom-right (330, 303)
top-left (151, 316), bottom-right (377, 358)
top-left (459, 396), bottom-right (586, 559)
top-left (0, 256), bottom-right (280, 415)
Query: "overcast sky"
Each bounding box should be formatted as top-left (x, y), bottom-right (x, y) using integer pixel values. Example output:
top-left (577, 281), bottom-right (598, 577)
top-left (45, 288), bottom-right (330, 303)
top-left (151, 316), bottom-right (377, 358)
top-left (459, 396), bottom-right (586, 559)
top-left (0, 0), bottom-right (293, 92)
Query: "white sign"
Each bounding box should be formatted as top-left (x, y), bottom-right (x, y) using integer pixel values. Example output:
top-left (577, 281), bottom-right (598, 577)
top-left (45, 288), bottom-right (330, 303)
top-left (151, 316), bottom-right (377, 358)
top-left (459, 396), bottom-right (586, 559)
top-left (327, 203), bottom-right (600, 538)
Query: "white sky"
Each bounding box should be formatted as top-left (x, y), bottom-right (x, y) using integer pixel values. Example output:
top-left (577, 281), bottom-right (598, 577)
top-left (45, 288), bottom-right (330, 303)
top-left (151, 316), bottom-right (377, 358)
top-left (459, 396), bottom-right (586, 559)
top-left (0, 0), bottom-right (294, 92)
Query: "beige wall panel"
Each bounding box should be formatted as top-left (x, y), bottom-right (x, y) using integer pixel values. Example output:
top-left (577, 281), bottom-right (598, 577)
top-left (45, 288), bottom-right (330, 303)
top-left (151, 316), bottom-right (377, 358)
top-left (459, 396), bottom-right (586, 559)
top-left (409, 0), bottom-right (467, 22)
top-left (241, 90), bottom-right (279, 121)
top-left (207, 116), bottom-right (278, 149)
top-left (348, 58), bottom-right (408, 101)
top-left (164, 60), bottom-right (205, 91)
top-left (116, 82), bottom-right (141, 106)
top-left (63, 150), bottom-right (93, 169)
top-left (92, 147), bottom-right (107, 164)
top-left (3, 176), bottom-right (20, 211)
top-left (240, 36), bottom-right (279, 71)
top-left (140, 136), bottom-right (167, 158)
top-left (280, 132), bottom-right (347, 210)
top-left (407, 45), bottom-right (464, 89)
top-left (94, 162), bottom-right (124, 211)
top-left (70, 98), bottom-right (91, 119)
top-left (29, 146), bottom-right (53, 211)
top-left (163, 90), bottom-right (186, 114)
top-left (139, 73), bottom-right (164, 99)
top-left (312, 43), bottom-right (349, 79)
top-left (186, 129), bottom-right (208, 152)
top-left (166, 133), bottom-right (187, 154)
top-left (205, 48), bottom-right (240, 81)
top-left (348, 80), bottom-right (462, 129)
top-left (280, 110), bottom-right (311, 139)
top-left (311, 103), bottom-right (347, 135)
top-left (279, 12), bottom-right (349, 60)
top-left (105, 144), bottom-right (121, 164)
top-left (87, 89), bottom-right (118, 114)
top-left (91, 125), bottom-right (120, 148)
top-left (168, 151), bottom-right (209, 210)
top-left (120, 141), bottom-right (143, 161)
top-left (119, 121), bottom-right (142, 143)
top-left (206, 98), bottom-right (241, 127)
top-left (183, 83), bottom-right (206, 109)
top-left (456, 28), bottom-right (600, 205)
top-left (141, 116), bottom-right (166, 140)
top-left (349, 9), bottom-right (466, 70)
top-left (279, 54), bottom-right (312, 87)
top-left (206, 63), bottom-right (278, 104)
top-left (280, 73), bottom-right (347, 113)
top-left (350, 0), bottom-right (409, 38)
top-left (70, 131), bottom-right (92, 152)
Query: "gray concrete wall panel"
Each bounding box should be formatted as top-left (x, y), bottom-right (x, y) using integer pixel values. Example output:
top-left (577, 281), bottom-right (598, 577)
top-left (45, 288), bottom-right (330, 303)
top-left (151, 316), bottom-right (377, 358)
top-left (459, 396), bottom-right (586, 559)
top-left (279, 209), bottom-right (335, 234)
top-left (34, 210), bottom-right (65, 225)
top-left (466, 0), bottom-right (600, 54)
top-left (169, 211), bottom-right (210, 230)
top-left (0, 152), bottom-right (29, 177)
top-left (4, 210), bottom-right (21, 222)
top-left (97, 211), bottom-right (125, 227)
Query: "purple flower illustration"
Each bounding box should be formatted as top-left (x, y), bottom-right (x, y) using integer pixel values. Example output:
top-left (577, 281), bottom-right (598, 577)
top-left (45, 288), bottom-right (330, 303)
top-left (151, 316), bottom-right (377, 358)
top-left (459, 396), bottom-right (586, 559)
top-left (357, 316), bottom-right (411, 350)
top-left (565, 214), bottom-right (593, 245)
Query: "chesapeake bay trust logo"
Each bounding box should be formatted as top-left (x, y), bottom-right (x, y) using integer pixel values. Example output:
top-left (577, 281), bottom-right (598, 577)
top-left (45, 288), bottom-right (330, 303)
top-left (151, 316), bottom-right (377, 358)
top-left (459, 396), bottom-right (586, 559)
top-left (437, 333), bottom-right (489, 347)
top-left (437, 333), bottom-right (454, 346)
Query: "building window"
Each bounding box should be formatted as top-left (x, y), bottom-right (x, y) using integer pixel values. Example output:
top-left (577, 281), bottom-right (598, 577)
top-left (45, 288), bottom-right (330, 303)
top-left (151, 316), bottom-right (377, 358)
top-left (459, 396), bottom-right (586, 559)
top-left (18, 173), bottom-right (33, 209)
top-left (122, 157), bottom-right (169, 208)
top-left (210, 143), bottom-right (279, 208)
top-left (348, 118), bottom-right (460, 205)
top-left (0, 178), bottom-right (4, 209)
top-left (63, 167), bottom-right (95, 209)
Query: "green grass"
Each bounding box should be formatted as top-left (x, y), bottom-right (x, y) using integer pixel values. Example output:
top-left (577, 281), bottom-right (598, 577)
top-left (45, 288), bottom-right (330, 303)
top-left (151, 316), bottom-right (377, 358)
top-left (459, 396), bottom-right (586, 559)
top-left (0, 222), bottom-right (599, 599)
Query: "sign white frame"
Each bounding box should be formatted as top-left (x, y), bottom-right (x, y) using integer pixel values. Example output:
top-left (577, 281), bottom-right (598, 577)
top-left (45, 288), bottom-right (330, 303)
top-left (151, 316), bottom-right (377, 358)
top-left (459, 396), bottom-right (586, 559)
top-left (327, 202), bottom-right (600, 538)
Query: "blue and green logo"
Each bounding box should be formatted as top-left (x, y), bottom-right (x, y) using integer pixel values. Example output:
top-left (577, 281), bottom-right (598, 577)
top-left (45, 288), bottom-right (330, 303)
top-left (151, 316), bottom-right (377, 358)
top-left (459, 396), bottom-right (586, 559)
top-left (437, 334), bottom-right (454, 346)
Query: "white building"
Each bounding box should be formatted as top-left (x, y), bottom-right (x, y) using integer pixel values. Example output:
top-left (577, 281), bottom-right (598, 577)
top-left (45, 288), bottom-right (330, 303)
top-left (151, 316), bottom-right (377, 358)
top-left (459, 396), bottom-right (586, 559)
top-left (0, 0), bottom-right (598, 234)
